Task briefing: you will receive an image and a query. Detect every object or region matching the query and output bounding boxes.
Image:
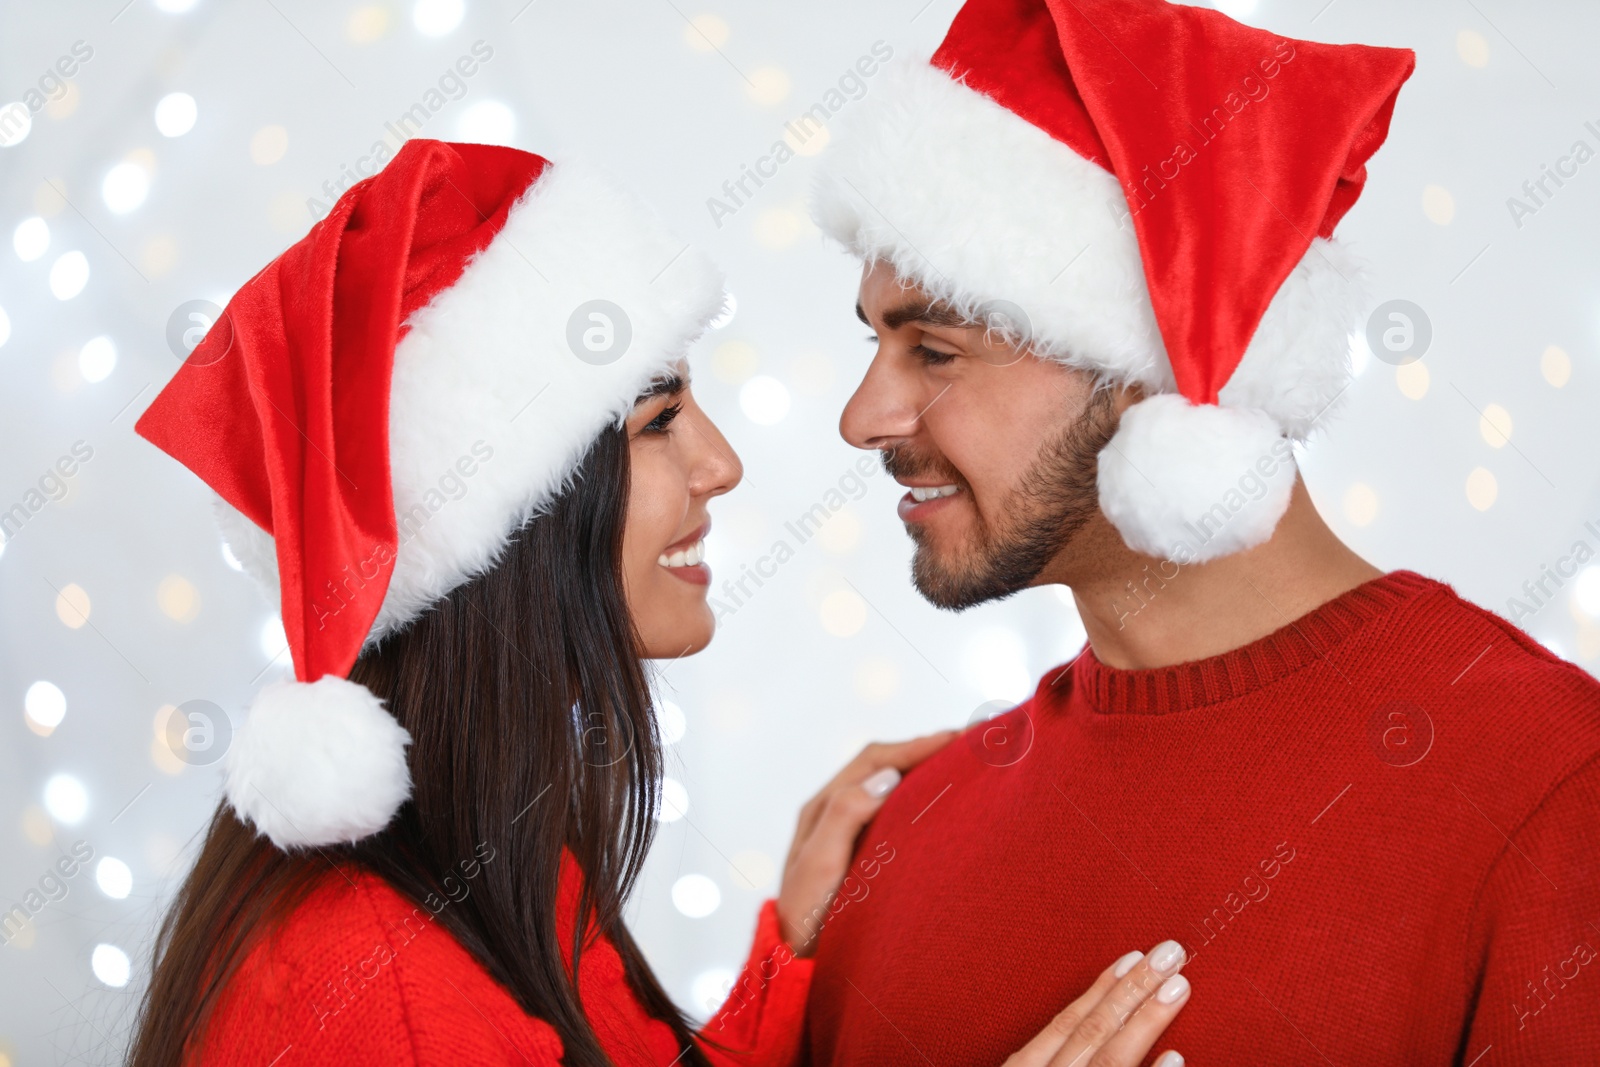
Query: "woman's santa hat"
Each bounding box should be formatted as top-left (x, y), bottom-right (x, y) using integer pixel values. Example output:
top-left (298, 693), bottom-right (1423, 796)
top-left (136, 140), bottom-right (723, 850)
top-left (812, 0), bottom-right (1414, 561)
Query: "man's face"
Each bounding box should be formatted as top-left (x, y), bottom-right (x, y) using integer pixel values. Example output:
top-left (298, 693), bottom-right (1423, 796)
top-left (841, 263), bottom-right (1127, 609)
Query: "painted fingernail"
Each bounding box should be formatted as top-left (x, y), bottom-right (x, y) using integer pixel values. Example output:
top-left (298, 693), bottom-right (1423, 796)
top-left (1155, 974), bottom-right (1190, 1005)
top-left (1152, 1051), bottom-right (1185, 1067)
top-left (862, 768), bottom-right (902, 798)
top-left (1112, 950), bottom-right (1144, 978)
top-left (1146, 940), bottom-right (1186, 975)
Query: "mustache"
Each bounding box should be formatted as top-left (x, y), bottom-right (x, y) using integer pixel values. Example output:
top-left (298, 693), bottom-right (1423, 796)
top-left (882, 445), bottom-right (964, 487)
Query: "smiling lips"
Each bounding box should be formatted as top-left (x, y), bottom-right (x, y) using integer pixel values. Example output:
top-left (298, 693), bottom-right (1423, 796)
top-left (658, 523), bottom-right (711, 585)
top-left (657, 538), bottom-right (706, 568)
top-left (897, 483), bottom-right (961, 522)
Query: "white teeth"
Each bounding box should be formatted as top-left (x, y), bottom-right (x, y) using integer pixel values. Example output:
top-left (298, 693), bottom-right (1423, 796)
top-left (909, 484), bottom-right (959, 502)
top-left (658, 538), bottom-right (706, 568)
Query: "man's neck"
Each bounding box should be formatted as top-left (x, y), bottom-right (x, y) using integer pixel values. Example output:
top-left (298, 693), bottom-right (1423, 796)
top-left (1058, 479), bottom-right (1383, 671)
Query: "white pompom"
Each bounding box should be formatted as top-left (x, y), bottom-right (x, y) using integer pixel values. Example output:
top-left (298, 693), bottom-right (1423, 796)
top-left (225, 675), bottom-right (412, 850)
top-left (1097, 394), bottom-right (1295, 563)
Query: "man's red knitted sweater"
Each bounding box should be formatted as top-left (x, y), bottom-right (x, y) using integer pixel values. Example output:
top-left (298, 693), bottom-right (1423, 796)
top-left (193, 851), bottom-right (811, 1065)
top-left (806, 571), bottom-right (1600, 1065)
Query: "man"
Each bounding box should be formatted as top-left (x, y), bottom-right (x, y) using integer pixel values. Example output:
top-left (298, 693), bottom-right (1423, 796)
top-left (801, 0), bottom-right (1600, 1064)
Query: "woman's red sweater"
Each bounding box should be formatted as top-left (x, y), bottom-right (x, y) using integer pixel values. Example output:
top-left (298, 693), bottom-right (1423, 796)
top-left (192, 851), bottom-right (811, 1065)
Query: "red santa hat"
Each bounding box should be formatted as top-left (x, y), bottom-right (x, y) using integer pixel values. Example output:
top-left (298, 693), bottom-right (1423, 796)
top-left (812, 0), bottom-right (1414, 561)
top-left (136, 139), bottom-right (723, 850)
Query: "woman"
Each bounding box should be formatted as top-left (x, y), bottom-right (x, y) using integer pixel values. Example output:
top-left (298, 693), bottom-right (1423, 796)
top-left (128, 139), bottom-right (1190, 1066)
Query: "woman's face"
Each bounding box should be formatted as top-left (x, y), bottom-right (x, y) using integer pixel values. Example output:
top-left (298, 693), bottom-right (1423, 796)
top-left (622, 362), bottom-right (742, 659)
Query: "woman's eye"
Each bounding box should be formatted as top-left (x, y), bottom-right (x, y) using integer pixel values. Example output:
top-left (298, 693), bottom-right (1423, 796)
top-left (644, 402), bottom-right (682, 434)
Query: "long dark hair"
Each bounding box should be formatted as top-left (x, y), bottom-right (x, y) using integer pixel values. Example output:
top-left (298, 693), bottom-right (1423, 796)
top-left (128, 426), bottom-right (712, 1066)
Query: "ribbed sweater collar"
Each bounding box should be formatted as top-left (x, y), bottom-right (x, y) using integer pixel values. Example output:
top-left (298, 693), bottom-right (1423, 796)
top-left (1061, 570), bottom-right (1439, 715)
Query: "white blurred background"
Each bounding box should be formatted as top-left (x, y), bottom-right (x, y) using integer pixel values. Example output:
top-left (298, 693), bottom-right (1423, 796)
top-left (2, 0), bottom-right (1598, 1061)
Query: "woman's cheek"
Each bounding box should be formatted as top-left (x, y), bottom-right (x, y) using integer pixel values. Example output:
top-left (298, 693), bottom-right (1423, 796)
top-left (622, 449), bottom-right (684, 603)
top-left (626, 453), bottom-right (677, 555)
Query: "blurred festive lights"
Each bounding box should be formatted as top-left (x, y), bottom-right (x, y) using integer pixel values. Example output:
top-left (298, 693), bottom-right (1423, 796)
top-left (712, 339), bottom-right (759, 384)
top-left (154, 92), bottom-right (197, 137)
top-left (1343, 484), bottom-right (1379, 527)
top-left (91, 943), bottom-right (131, 987)
top-left (54, 584), bottom-right (91, 628)
top-left (817, 509), bottom-right (862, 555)
top-left (1457, 29), bottom-right (1490, 68)
top-left (729, 850), bottom-right (776, 891)
top-left (691, 968), bottom-right (737, 1015)
top-left (156, 574), bottom-right (200, 622)
top-left (413, 0), bottom-right (465, 37)
top-left (13, 216), bottom-right (48, 260)
top-left (657, 777), bottom-right (689, 823)
top-left (43, 773), bottom-right (89, 824)
top-left (1542, 345), bottom-right (1571, 387)
top-left (49, 251), bottom-right (89, 300)
top-left (683, 14), bottom-right (730, 51)
top-left (455, 100), bottom-right (516, 146)
top-left (103, 161), bottom-right (151, 214)
top-left (753, 207), bottom-right (805, 249)
top-left (1466, 467), bottom-right (1498, 511)
top-left (1422, 184), bottom-right (1455, 226)
top-left (95, 857), bottom-right (133, 900)
top-left (739, 375), bottom-right (790, 425)
top-left (745, 67), bottom-right (791, 106)
top-left (1396, 360), bottom-right (1429, 399)
top-left (24, 681), bottom-right (67, 732)
top-left (0, 102), bottom-right (30, 147)
top-left (259, 616), bottom-right (287, 659)
top-left (78, 336), bottom-right (116, 383)
top-left (819, 588), bottom-right (867, 637)
top-left (1478, 403), bottom-right (1513, 448)
top-left (852, 656), bottom-right (900, 703)
top-left (656, 699), bottom-right (686, 745)
top-left (21, 804), bottom-right (53, 846)
top-left (671, 873), bottom-right (721, 918)
top-left (1574, 567), bottom-right (1600, 619)
top-left (347, 5), bottom-right (391, 44)
top-left (250, 124), bottom-right (288, 165)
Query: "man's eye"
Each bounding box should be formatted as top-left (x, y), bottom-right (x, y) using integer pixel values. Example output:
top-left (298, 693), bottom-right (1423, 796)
top-left (911, 343), bottom-right (956, 367)
top-left (644, 402), bottom-right (682, 433)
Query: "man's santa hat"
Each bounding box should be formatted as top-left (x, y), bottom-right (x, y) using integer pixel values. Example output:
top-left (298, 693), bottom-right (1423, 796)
top-left (812, 0), bottom-right (1414, 561)
top-left (136, 140), bottom-right (722, 850)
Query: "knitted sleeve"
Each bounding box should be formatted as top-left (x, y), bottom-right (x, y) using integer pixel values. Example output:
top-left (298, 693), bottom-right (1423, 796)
top-left (1460, 751), bottom-right (1600, 1064)
top-left (696, 899), bottom-right (815, 1067)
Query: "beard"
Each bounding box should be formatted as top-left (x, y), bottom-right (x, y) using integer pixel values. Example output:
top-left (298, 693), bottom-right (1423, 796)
top-left (885, 386), bottom-right (1119, 611)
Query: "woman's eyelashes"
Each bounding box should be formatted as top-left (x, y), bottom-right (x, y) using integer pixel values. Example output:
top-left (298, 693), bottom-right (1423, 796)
top-left (643, 401), bottom-right (683, 434)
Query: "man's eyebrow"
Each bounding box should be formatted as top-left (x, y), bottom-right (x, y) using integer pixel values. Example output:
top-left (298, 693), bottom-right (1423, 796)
top-left (858, 298), bottom-right (969, 332)
top-left (635, 373), bottom-right (686, 403)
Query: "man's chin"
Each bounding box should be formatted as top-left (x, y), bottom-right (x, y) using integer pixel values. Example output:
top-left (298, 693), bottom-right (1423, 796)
top-left (910, 544), bottom-right (1026, 612)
